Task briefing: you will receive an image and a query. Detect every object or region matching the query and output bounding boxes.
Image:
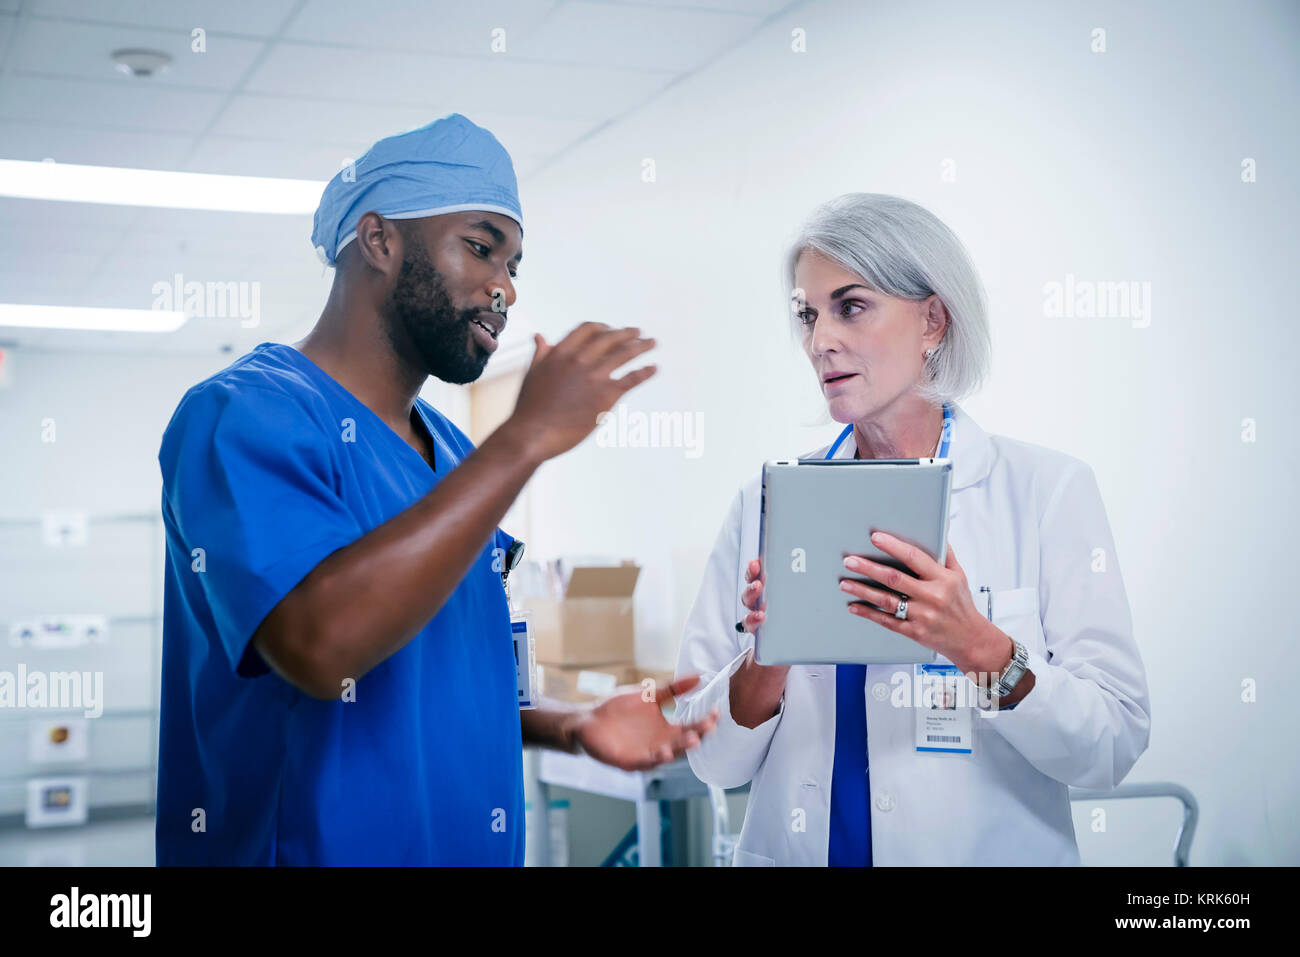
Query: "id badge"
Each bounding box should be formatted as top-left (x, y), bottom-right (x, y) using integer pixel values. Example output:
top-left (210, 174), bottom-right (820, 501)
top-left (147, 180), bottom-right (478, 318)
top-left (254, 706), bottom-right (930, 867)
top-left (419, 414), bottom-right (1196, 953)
top-left (512, 609), bottom-right (538, 710)
top-left (914, 663), bottom-right (973, 754)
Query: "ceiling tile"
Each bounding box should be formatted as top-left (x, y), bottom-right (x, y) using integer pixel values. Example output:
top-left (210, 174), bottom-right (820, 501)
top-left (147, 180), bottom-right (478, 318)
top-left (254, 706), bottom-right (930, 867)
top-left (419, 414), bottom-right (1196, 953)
top-left (0, 119), bottom-right (194, 168)
top-left (0, 255), bottom-right (104, 302)
top-left (0, 194), bottom-right (151, 234)
top-left (461, 110), bottom-right (598, 158)
top-left (0, 73), bottom-right (227, 133)
top-left (243, 41), bottom-right (673, 120)
top-left (517, 0), bottom-right (759, 71)
top-left (606, 0), bottom-right (791, 11)
top-left (125, 204), bottom-right (313, 251)
top-left (281, 0), bottom-right (558, 54)
top-left (208, 92), bottom-right (444, 147)
top-left (204, 94), bottom-right (597, 163)
top-left (13, 17), bottom-right (265, 89)
top-left (184, 134), bottom-right (359, 179)
top-left (30, 0), bottom-right (301, 38)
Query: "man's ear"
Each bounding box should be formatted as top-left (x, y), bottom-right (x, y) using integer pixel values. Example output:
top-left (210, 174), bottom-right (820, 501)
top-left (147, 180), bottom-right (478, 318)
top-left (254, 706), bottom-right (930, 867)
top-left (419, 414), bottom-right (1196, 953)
top-left (353, 211), bottom-right (403, 278)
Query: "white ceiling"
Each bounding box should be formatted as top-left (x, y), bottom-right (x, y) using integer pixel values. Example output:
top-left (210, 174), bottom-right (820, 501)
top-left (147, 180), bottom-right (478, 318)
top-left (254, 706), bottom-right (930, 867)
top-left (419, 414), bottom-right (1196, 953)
top-left (0, 0), bottom-right (794, 355)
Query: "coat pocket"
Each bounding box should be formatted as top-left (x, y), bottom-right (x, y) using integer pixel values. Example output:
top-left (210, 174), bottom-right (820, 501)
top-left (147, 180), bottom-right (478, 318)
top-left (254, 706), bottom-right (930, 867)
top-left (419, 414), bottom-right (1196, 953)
top-left (991, 586), bottom-right (1047, 659)
top-left (732, 846), bottom-right (776, 867)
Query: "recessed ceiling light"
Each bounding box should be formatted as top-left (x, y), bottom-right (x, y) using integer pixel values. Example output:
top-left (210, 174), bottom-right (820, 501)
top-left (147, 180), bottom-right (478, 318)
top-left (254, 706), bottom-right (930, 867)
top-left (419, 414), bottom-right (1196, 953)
top-left (111, 48), bottom-right (173, 78)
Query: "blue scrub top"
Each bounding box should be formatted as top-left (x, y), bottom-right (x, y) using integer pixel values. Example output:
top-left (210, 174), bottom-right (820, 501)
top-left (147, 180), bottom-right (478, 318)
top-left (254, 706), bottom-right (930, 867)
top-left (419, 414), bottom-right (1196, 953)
top-left (155, 342), bottom-right (523, 865)
top-left (829, 665), bottom-right (872, 866)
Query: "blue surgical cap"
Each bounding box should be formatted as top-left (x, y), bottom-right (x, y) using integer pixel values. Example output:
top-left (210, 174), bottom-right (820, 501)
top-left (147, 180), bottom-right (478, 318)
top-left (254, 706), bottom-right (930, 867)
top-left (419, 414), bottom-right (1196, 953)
top-left (311, 113), bottom-right (523, 267)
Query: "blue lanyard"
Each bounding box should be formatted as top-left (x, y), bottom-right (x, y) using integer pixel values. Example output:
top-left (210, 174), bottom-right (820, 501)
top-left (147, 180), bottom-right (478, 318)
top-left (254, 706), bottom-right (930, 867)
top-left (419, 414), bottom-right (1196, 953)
top-left (826, 403), bottom-right (952, 460)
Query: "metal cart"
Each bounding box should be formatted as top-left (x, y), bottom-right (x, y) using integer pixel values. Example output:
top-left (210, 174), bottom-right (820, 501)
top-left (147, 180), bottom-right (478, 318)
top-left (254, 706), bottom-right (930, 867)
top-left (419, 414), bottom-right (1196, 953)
top-left (707, 781), bottom-right (1199, 866)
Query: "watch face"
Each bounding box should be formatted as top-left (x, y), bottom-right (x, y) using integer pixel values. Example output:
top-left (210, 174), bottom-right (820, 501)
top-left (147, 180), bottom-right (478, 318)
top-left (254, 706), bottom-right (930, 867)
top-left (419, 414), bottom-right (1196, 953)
top-left (1001, 654), bottom-right (1027, 692)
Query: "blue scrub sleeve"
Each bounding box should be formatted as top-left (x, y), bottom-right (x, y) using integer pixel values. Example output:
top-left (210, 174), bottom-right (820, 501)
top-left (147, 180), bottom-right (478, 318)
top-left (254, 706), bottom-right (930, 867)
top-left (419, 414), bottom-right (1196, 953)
top-left (162, 382), bottom-right (365, 679)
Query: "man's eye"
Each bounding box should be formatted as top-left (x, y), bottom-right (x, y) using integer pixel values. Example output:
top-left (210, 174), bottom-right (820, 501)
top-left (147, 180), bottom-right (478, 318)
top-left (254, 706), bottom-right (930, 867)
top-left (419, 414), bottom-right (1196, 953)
top-left (467, 240), bottom-right (490, 256)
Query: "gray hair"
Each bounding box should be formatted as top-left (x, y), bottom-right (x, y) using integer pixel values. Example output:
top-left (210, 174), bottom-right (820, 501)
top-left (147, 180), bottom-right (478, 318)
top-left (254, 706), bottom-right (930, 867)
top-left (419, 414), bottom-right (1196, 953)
top-left (783, 193), bottom-right (991, 405)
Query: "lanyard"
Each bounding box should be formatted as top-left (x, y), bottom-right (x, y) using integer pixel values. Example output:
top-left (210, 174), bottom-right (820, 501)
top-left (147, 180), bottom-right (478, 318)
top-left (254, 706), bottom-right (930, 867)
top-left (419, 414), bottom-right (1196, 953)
top-left (826, 402), bottom-right (952, 461)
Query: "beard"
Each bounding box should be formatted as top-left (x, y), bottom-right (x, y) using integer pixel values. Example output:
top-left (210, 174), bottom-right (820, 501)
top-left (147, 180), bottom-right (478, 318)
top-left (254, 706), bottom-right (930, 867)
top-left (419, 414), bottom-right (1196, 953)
top-left (381, 232), bottom-right (491, 385)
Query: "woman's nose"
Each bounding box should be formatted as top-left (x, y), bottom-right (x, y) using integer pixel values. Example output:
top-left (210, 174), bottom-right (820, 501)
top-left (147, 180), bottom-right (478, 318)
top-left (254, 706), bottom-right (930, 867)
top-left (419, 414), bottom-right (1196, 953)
top-left (809, 315), bottom-right (840, 355)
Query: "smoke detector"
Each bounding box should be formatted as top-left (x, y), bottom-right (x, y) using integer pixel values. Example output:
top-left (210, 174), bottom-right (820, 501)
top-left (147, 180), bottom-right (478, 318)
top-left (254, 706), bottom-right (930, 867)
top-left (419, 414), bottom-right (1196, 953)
top-left (111, 48), bottom-right (173, 78)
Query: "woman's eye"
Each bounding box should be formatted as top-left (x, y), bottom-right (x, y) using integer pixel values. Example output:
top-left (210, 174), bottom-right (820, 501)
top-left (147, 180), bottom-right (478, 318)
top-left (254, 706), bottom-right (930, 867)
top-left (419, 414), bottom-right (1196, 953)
top-left (797, 309), bottom-right (815, 324)
top-left (839, 300), bottom-right (866, 318)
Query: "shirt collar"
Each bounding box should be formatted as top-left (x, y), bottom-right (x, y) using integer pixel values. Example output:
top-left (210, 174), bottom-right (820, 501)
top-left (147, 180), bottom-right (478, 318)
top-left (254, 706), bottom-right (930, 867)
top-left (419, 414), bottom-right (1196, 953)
top-left (823, 402), bottom-right (993, 491)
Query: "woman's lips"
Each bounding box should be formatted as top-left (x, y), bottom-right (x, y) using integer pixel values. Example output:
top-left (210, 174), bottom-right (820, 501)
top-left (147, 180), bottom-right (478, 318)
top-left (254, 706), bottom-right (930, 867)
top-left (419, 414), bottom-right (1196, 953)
top-left (822, 372), bottom-right (858, 392)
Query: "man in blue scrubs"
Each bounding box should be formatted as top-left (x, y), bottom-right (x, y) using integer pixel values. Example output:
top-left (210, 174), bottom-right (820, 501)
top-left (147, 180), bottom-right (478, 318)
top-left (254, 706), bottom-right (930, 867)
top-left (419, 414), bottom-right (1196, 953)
top-left (155, 114), bottom-right (717, 865)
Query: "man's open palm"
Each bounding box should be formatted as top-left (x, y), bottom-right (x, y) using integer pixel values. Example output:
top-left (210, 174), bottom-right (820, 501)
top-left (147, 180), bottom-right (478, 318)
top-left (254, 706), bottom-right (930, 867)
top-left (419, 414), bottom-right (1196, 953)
top-left (574, 675), bottom-right (718, 771)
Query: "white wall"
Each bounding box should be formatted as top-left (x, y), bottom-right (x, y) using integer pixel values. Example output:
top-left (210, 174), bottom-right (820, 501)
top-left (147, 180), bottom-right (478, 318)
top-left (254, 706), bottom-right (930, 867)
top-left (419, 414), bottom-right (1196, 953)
top-left (504, 0), bottom-right (1300, 865)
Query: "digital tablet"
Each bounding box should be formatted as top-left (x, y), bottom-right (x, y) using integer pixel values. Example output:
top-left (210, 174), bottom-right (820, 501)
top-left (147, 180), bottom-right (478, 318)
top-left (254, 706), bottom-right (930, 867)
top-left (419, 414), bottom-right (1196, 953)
top-left (755, 456), bottom-right (953, 666)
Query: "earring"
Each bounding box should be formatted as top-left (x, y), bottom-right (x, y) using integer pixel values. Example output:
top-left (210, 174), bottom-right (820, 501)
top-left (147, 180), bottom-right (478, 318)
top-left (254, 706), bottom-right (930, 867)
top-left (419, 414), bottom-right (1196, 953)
top-left (924, 348), bottom-right (936, 360)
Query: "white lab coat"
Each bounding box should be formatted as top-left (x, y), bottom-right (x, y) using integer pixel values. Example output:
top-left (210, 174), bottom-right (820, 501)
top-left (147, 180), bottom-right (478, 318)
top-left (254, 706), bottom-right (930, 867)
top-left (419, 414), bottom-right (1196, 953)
top-left (674, 403), bottom-right (1151, 866)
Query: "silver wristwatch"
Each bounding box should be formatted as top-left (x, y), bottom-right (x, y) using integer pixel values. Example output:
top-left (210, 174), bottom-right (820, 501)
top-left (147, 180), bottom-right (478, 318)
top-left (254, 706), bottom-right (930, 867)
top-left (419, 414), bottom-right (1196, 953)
top-left (994, 639), bottom-right (1029, 698)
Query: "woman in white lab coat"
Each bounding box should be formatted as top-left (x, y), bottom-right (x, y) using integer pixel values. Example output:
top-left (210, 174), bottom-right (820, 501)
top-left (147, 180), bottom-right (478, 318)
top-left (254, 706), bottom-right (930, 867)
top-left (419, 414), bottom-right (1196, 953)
top-left (674, 194), bottom-right (1151, 866)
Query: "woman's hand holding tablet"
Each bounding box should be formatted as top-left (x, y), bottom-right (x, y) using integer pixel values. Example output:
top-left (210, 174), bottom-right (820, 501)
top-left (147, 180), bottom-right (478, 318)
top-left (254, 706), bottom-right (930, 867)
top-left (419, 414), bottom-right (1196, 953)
top-left (839, 531), bottom-right (1011, 680)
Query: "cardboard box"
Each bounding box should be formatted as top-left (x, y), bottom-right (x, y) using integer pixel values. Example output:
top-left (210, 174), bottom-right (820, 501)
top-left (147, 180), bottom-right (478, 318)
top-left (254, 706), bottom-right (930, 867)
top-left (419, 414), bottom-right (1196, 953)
top-left (538, 662), bottom-right (637, 703)
top-left (537, 662), bottom-right (679, 704)
top-left (524, 562), bottom-right (640, 666)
